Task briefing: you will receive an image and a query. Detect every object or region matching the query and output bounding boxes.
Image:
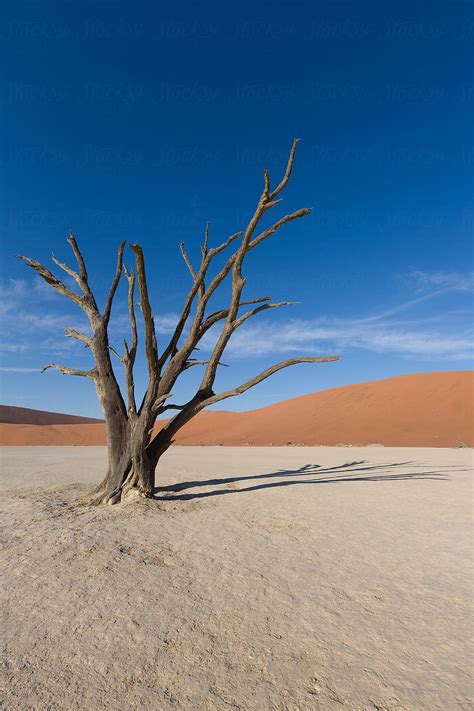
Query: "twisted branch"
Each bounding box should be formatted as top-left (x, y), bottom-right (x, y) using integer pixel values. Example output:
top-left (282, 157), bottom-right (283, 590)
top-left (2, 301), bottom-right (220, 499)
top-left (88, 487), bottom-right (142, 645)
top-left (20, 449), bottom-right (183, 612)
top-left (201, 356), bottom-right (340, 407)
top-left (16, 255), bottom-right (84, 309)
top-left (198, 140), bottom-right (304, 394)
top-left (41, 363), bottom-right (96, 378)
top-left (130, 244), bottom-right (159, 401)
top-left (123, 265), bottom-right (138, 415)
top-left (158, 230), bottom-right (242, 369)
top-left (65, 328), bottom-right (92, 347)
top-left (103, 241), bottom-right (126, 323)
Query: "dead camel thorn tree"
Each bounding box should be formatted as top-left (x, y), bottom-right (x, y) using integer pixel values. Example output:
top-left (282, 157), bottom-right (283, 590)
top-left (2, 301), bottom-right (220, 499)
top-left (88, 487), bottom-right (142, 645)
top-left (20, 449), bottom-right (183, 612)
top-left (19, 138), bottom-right (340, 504)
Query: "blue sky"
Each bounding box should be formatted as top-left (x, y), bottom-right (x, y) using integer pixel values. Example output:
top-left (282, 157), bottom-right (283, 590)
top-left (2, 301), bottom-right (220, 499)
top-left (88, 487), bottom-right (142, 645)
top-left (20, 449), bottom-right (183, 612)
top-left (1, 0), bottom-right (473, 418)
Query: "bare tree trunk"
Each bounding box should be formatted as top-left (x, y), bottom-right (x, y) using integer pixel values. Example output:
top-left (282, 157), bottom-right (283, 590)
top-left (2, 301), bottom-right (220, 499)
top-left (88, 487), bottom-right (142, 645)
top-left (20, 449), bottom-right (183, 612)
top-left (93, 409), bottom-right (162, 504)
top-left (87, 319), bottom-right (132, 503)
top-left (92, 423), bottom-right (157, 505)
top-left (122, 417), bottom-right (156, 499)
top-left (92, 421), bottom-right (131, 504)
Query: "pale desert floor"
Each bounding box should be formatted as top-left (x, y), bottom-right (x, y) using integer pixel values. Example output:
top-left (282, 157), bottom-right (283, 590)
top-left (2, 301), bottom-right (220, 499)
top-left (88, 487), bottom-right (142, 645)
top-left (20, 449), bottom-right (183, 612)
top-left (1, 446), bottom-right (473, 710)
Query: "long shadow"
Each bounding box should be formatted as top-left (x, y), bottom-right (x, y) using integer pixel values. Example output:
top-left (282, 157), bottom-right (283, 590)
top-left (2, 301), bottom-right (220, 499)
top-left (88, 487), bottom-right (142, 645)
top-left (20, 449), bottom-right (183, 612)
top-left (153, 459), bottom-right (467, 502)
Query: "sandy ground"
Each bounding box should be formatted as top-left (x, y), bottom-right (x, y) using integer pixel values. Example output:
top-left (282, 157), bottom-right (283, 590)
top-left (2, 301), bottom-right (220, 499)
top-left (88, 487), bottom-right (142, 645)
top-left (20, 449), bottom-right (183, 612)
top-left (1, 446), bottom-right (473, 710)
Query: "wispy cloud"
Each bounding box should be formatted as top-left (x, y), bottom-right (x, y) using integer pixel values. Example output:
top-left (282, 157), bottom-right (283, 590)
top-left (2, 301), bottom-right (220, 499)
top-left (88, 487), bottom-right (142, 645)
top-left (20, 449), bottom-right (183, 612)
top-left (0, 343), bottom-right (30, 353)
top-left (0, 278), bottom-right (28, 299)
top-left (211, 315), bottom-right (473, 361)
top-left (0, 269), bottom-right (472, 369)
top-left (199, 271), bottom-right (474, 361)
top-left (109, 311), bottom-right (182, 337)
top-left (0, 274), bottom-right (181, 362)
top-left (0, 277), bottom-right (88, 358)
top-left (408, 269), bottom-right (474, 293)
top-left (154, 312), bottom-right (181, 334)
top-left (0, 367), bottom-right (40, 373)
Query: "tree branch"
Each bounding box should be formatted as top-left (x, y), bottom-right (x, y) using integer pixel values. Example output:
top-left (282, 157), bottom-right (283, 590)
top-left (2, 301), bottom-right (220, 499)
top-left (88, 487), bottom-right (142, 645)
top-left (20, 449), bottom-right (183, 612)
top-left (41, 363), bottom-right (96, 378)
top-left (233, 301), bottom-right (298, 329)
top-left (152, 392), bottom-right (173, 415)
top-left (122, 265), bottom-right (138, 415)
top-left (123, 266), bottom-right (138, 358)
top-left (130, 244), bottom-right (158, 374)
top-left (183, 359), bottom-right (229, 370)
top-left (180, 242), bottom-right (197, 281)
top-left (67, 233), bottom-right (99, 313)
top-left (269, 137), bottom-right (300, 200)
top-left (158, 231), bottom-right (242, 370)
top-left (129, 243), bottom-right (160, 411)
top-left (180, 239), bottom-right (208, 306)
top-left (108, 345), bottom-right (125, 363)
top-left (198, 297), bottom-right (272, 334)
top-left (16, 255), bottom-right (85, 308)
top-left (103, 241), bottom-right (126, 323)
top-left (201, 356), bottom-right (340, 407)
top-left (263, 166), bottom-right (271, 199)
top-left (65, 328), bottom-right (92, 347)
top-left (159, 141), bottom-right (310, 402)
top-left (198, 142), bottom-right (303, 392)
top-left (189, 208), bottom-right (309, 317)
top-left (201, 222), bottom-right (210, 257)
top-left (18, 235), bottom-right (108, 322)
top-left (19, 239), bottom-right (128, 434)
top-left (249, 208), bottom-right (311, 250)
top-left (67, 233), bottom-right (88, 281)
top-left (51, 254), bottom-right (80, 282)
top-left (161, 403), bottom-right (186, 412)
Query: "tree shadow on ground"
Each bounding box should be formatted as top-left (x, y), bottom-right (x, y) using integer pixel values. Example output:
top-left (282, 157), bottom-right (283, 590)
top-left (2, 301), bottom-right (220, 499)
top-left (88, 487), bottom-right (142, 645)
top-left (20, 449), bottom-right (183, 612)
top-left (153, 459), bottom-right (468, 501)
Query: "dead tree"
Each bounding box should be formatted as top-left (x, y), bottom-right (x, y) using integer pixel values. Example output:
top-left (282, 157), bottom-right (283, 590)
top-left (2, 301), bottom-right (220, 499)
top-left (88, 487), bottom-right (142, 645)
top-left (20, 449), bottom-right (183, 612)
top-left (18, 139), bottom-right (340, 504)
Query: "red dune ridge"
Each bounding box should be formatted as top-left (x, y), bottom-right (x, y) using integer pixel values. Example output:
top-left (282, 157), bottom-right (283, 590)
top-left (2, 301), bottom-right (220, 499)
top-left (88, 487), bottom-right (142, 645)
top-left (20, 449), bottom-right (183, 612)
top-left (1, 371), bottom-right (472, 448)
top-left (0, 405), bottom-right (103, 426)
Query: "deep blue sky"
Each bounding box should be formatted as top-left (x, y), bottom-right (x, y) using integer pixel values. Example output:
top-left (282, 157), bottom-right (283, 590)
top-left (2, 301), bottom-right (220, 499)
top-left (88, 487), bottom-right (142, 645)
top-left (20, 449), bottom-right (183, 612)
top-left (1, 0), bottom-right (473, 417)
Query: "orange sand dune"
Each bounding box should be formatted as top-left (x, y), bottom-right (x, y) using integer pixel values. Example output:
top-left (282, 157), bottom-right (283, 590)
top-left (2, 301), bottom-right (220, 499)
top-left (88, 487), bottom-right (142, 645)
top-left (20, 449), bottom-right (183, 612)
top-left (0, 405), bottom-right (103, 425)
top-left (1, 371), bottom-right (472, 447)
top-left (0, 423), bottom-right (106, 446)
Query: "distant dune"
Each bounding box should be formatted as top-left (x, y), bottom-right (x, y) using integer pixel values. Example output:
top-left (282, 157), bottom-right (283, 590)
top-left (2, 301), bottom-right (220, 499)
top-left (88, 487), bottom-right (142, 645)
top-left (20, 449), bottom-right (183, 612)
top-left (0, 405), bottom-right (103, 426)
top-left (1, 371), bottom-right (472, 447)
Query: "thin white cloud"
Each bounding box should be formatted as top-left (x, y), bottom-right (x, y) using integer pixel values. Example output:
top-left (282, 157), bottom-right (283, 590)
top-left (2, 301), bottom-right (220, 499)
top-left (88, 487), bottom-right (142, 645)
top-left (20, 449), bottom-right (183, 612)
top-left (0, 367), bottom-right (40, 373)
top-left (208, 318), bottom-right (473, 360)
top-left (197, 271), bottom-right (473, 361)
top-left (0, 278), bottom-right (29, 299)
top-left (408, 269), bottom-right (474, 293)
top-left (154, 312), bottom-right (181, 334)
top-left (0, 269), bottom-right (472, 367)
top-left (0, 343), bottom-right (30, 353)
